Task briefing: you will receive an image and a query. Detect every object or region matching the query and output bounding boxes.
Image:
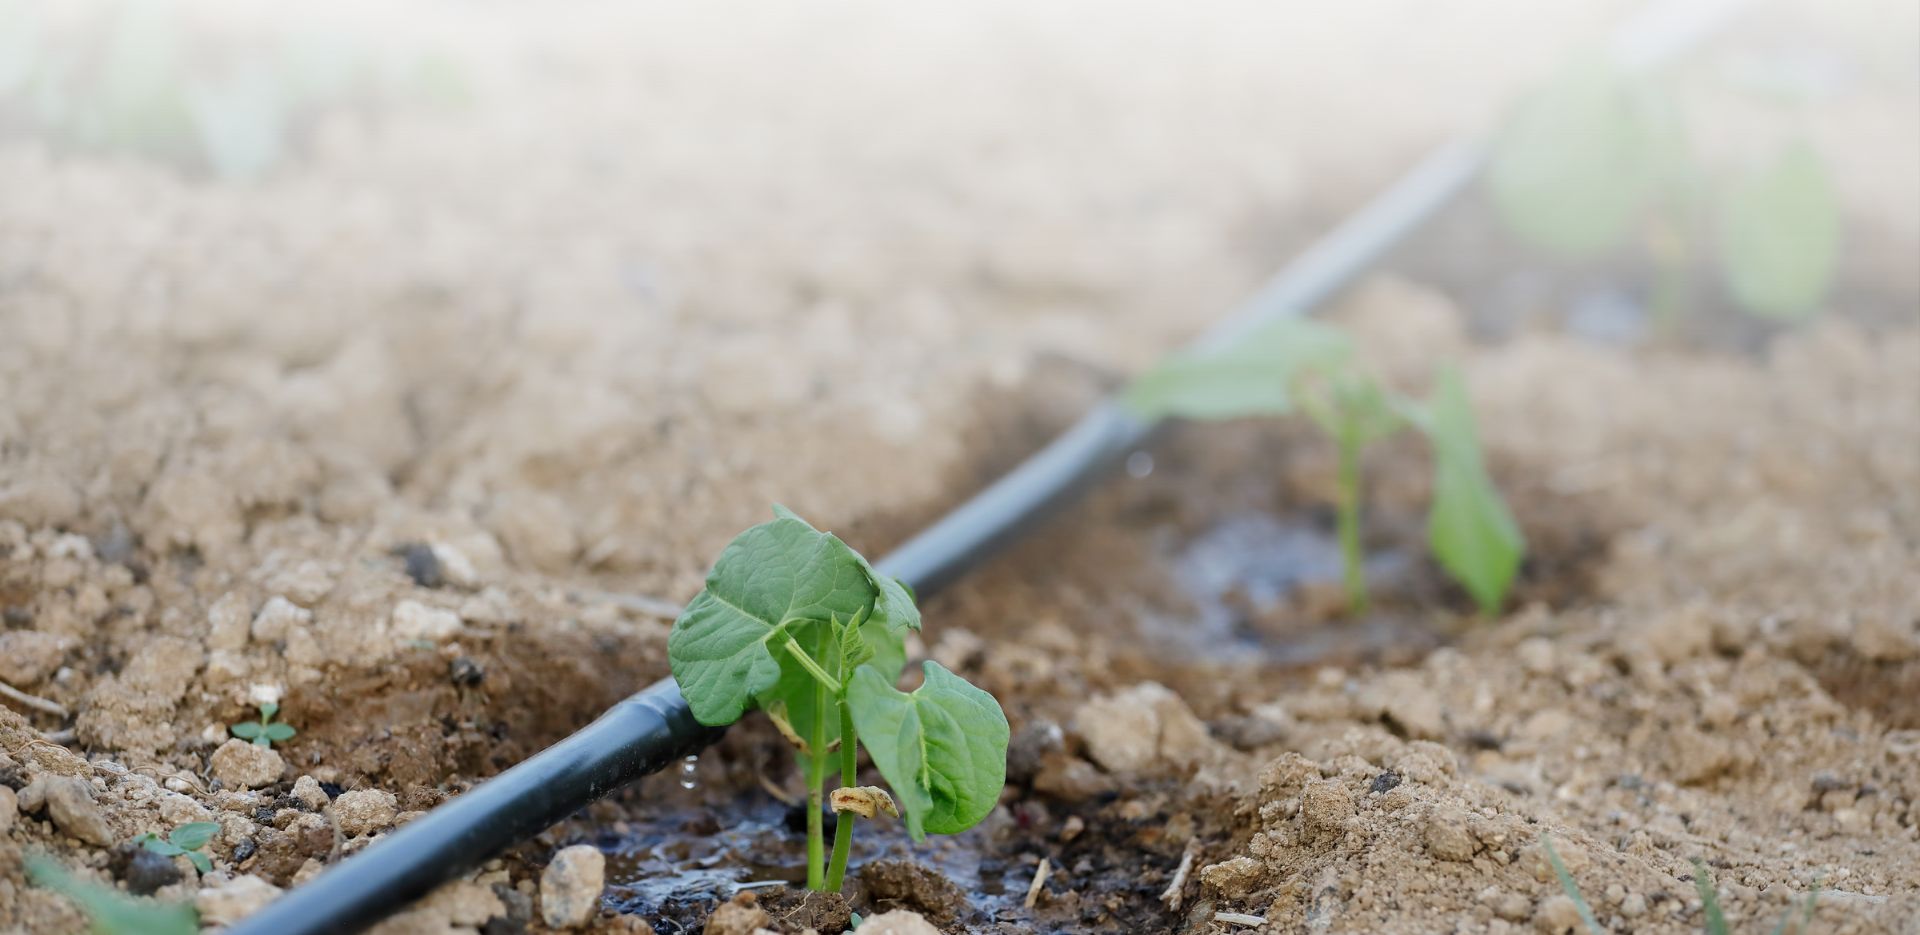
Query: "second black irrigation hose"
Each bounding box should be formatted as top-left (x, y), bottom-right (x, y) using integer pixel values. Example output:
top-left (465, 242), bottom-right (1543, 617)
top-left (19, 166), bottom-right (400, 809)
top-left (228, 4), bottom-right (1746, 932)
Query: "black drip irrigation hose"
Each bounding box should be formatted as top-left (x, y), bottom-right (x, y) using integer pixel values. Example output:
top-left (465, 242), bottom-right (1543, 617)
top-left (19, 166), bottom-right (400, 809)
top-left (228, 4), bottom-right (1744, 932)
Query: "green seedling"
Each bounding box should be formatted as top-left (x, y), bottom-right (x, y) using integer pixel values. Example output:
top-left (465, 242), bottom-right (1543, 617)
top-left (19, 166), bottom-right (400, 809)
top-left (231, 701), bottom-right (296, 748)
top-left (668, 506), bottom-right (1009, 893)
top-left (26, 855), bottom-right (198, 935)
top-left (133, 821), bottom-right (221, 874)
top-left (1489, 58), bottom-right (1840, 326)
top-left (1124, 317), bottom-right (1523, 615)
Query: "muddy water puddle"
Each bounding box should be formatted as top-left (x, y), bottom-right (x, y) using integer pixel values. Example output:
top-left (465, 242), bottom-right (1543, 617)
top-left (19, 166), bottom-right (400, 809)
top-left (598, 795), bottom-right (1035, 933)
top-left (1146, 509), bottom-right (1438, 665)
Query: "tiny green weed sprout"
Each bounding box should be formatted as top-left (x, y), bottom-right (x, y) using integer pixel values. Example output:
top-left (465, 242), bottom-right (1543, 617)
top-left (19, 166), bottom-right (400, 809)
top-left (231, 701), bottom-right (296, 748)
top-left (1489, 59), bottom-right (1840, 325)
top-left (26, 855), bottom-right (198, 935)
top-left (133, 821), bottom-right (221, 874)
top-left (1124, 317), bottom-right (1523, 615)
top-left (1692, 858), bottom-right (1731, 935)
top-left (668, 506), bottom-right (1009, 892)
top-left (1539, 834), bottom-right (1605, 935)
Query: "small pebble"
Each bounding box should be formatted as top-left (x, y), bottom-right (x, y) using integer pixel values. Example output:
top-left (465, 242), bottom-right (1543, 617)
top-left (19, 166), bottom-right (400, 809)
top-left (401, 543), bottom-right (444, 588)
top-left (211, 739), bottom-right (287, 790)
top-left (196, 875), bottom-right (283, 926)
top-left (332, 789), bottom-right (399, 837)
top-left (291, 775), bottom-right (330, 811)
top-left (540, 844), bottom-right (606, 930)
top-left (46, 776), bottom-right (115, 846)
top-left (119, 845), bottom-right (184, 895)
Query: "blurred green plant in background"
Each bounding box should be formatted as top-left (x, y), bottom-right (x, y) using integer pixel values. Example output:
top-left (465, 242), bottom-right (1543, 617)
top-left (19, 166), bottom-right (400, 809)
top-left (1489, 59), bottom-right (1841, 326)
top-left (0, 0), bottom-right (468, 180)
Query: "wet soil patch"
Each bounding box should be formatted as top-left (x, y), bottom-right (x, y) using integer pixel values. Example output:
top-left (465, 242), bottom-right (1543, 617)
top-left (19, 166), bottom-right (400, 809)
top-left (590, 778), bottom-right (1219, 934)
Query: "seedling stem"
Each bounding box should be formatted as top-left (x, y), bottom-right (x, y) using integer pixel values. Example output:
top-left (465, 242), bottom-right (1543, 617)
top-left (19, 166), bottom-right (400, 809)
top-left (825, 699), bottom-right (859, 890)
top-left (805, 677), bottom-right (829, 891)
top-left (1334, 425), bottom-right (1368, 614)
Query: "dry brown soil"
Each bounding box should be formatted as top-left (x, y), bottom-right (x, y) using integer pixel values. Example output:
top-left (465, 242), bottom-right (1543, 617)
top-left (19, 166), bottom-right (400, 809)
top-left (1, 2), bottom-right (1916, 933)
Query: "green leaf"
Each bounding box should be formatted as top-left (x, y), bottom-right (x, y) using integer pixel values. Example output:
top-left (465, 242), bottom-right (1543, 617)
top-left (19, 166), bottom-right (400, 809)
top-left (859, 613), bottom-right (907, 684)
top-left (230, 722), bottom-right (263, 740)
top-left (1715, 141), bottom-right (1839, 320)
top-left (263, 723), bottom-right (296, 742)
top-left (839, 613), bottom-right (876, 671)
top-left (1419, 370), bottom-right (1524, 614)
top-left (26, 855), bottom-right (199, 935)
top-left (774, 505), bottom-right (920, 635)
top-left (1122, 316), bottom-right (1354, 421)
top-left (259, 702), bottom-right (279, 721)
top-left (1300, 371), bottom-right (1403, 448)
top-left (138, 836), bottom-right (185, 858)
top-left (186, 851), bottom-right (211, 875)
top-left (1489, 60), bottom-right (1679, 257)
top-left (669, 510), bottom-right (876, 726)
top-left (846, 662), bottom-right (1008, 842)
top-left (167, 822), bottom-right (219, 852)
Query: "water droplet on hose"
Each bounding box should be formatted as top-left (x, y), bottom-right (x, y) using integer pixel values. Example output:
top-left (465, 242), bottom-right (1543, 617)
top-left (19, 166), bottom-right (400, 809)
top-left (1125, 451), bottom-right (1154, 478)
top-left (678, 755), bottom-right (699, 790)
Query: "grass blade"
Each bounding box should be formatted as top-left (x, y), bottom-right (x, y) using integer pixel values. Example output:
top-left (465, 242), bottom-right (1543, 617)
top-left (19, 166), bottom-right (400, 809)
top-left (1539, 834), bottom-right (1605, 935)
top-left (1769, 878), bottom-right (1821, 935)
top-left (1691, 858), bottom-right (1729, 935)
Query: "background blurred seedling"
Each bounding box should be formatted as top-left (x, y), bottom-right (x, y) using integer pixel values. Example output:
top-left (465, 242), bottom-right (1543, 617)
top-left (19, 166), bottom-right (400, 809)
top-left (1489, 58), bottom-right (1841, 328)
top-left (1124, 317), bottom-right (1524, 615)
top-left (668, 506), bottom-right (1009, 893)
top-left (0, 0), bottom-right (470, 180)
top-left (231, 701), bottom-right (295, 748)
top-left (133, 821), bottom-right (220, 874)
top-left (27, 855), bottom-right (198, 935)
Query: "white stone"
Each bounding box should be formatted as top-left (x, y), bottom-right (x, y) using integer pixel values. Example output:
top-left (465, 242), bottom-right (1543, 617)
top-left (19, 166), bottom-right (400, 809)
top-left (539, 845), bottom-right (606, 929)
top-left (391, 600), bottom-right (462, 642)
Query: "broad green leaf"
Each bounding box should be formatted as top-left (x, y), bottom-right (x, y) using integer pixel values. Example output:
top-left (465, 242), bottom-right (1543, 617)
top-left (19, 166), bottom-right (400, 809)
top-left (669, 511), bottom-right (875, 725)
top-left (260, 702), bottom-right (279, 720)
top-left (1489, 60), bottom-right (1679, 257)
top-left (774, 505), bottom-right (920, 635)
top-left (847, 662), bottom-right (1008, 841)
top-left (1419, 371), bottom-right (1524, 614)
top-left (27, 856), bottom-right (199, 935)
top-left (860, 613), bottom-right (907, 684)
top-left (186, 852), bottom-right (211, 875)
top-left (1122, 317), bottom-right (1353, 421)
top-left (168, 822), bottom-right (219, 852)
top-left (263, 723), bottom-right (296, 742)
top-left (230, 722), bottom-right (263, 740)
top-left (1715, 142), bottom-right (1839, 320)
